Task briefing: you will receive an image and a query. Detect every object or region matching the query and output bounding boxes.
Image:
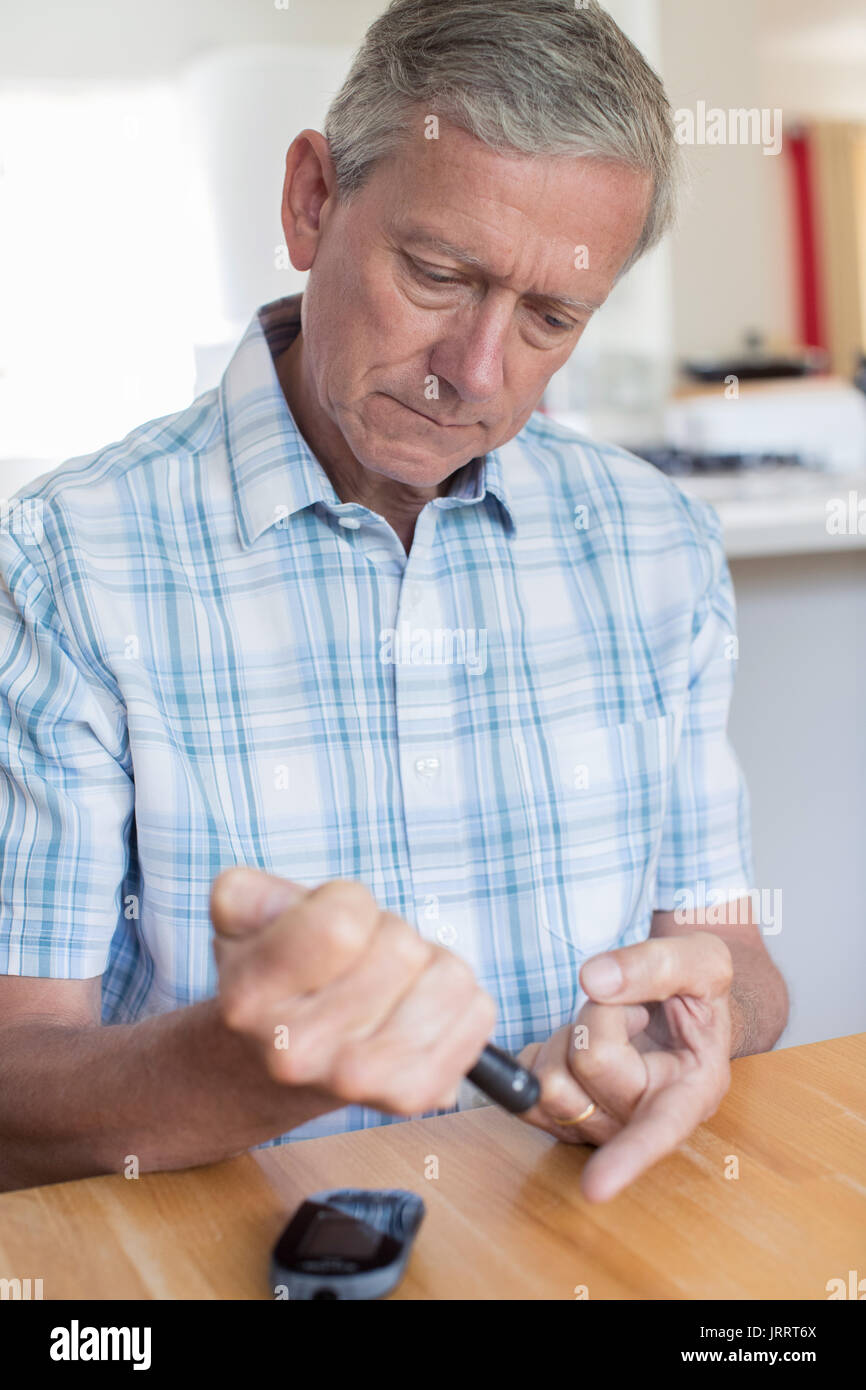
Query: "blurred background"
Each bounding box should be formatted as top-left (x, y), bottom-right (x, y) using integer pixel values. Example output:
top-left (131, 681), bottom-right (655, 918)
top-left (1, 0), bottom-right (864, 1046)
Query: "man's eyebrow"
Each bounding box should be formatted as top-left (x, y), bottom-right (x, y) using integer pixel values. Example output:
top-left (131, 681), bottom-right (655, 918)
top-left (401, 230), bottom-right (603, 315)
top-left (404, 230), bottom-right (489, 270)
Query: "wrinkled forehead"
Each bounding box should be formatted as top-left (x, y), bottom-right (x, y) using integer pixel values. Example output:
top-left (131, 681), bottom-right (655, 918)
top-left (352, 124), bottom-right (653, 286)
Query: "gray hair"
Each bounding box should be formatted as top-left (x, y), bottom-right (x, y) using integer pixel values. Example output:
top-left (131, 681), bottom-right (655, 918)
top-left (324, 0), bottom-right (679, 279)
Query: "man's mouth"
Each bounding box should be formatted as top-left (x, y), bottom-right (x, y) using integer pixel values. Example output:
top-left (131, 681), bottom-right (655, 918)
top-left (388, 396), bottom-right (474, 429)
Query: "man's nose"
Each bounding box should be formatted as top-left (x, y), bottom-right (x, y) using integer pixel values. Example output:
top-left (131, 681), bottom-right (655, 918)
top-left (429, 300), bottom-right (511, 405)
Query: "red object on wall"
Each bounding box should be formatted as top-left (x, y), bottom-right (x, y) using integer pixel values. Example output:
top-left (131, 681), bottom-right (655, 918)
top-left (788, 129), bottom-right (827, 351)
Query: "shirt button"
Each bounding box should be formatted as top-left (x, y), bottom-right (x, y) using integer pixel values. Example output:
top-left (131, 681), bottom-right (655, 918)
top-left (435, 922), bottom-right (457, 946)
top-left (414, 756), bottom-right (441, 782)
top-left (403, 581), bottom-right (423, 609)
top-left (338, 516), bottom-right (362, 529)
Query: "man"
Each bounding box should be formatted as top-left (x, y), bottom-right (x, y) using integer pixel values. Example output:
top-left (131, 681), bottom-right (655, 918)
top-left (0, 0), bottom-right (787, 1202)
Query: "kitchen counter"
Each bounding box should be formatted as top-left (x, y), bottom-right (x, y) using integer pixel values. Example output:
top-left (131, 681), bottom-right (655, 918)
top-left (676, 467), bottom-right (866, 558)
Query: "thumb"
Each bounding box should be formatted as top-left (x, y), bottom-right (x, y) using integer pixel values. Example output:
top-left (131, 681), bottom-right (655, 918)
top-left (210, 865), bottom-right (307, 939)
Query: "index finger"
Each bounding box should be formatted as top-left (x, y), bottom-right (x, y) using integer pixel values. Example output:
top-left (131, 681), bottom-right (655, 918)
top-left (580, 996), bottom-right (731, 1201)
top-left (579, 1063), bottom-right (699, 1202)
top-left (579, 933), bottom-right (733, 1008)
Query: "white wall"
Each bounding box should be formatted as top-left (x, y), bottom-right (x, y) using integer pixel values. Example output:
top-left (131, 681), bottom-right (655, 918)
top-left (657, 0), bottom-right (866, 363)
top-left (729, 551), bottom-right (866, 1047)
top-left (657, 0), bottom-right (797, 362)
top-left (0, 0), bottom-right (385, 77)
top-left (0, 7), bottom-right (372, 461)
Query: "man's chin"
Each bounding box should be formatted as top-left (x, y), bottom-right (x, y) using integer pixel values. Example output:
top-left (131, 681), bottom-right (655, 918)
top-left (349, 413), bottom-right (484, 487)
top-left (353, 444), bottom-right (476, 491)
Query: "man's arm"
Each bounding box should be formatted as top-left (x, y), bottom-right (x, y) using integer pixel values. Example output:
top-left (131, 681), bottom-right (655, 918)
top-left (650, 897), bottom-right (789, 1056)
top-left (0, 869), bottom-right (497, 1193)
top-left (0, 976), bottom-right (340, 1192)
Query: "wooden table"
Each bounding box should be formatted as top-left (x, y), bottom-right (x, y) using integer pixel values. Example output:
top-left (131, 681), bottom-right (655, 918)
top-left (1, 1033), bottom-right (864, 1300)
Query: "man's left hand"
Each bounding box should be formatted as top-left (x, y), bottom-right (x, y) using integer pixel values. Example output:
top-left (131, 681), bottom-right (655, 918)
top-left (518, 933), bottom-right (734, 1202)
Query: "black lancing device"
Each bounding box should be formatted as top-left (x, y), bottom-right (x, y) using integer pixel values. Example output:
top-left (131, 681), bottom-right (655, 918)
top-left (466, 1042), bottom-right (540, 1113)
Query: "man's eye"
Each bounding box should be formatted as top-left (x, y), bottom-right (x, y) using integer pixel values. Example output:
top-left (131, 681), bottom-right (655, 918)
top-left (412, 261), bottom-right (460, 286)
top-left (539, 310), bottom-right (574, 332)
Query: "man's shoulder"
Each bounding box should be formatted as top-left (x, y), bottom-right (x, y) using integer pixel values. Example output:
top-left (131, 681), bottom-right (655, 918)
top-left (10, 389), bottom-right (223, 521)
top-left (513, 411), bottom-right (723, 550)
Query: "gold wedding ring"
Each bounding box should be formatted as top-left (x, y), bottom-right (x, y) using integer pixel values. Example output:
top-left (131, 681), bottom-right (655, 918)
top-left (557, 1100), bottom-right (597, 1126)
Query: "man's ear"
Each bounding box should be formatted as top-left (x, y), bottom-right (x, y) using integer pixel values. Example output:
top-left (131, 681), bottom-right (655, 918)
top-left (280, 129), bottom-right (338, 274)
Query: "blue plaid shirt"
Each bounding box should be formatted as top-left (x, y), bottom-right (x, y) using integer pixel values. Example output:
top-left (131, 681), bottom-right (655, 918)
top-left (0, 295), bottom-right (753, 1141)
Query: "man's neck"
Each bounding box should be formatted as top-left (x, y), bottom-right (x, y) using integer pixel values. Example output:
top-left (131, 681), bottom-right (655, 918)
top-left (275, 332), bottom-right (450, 554)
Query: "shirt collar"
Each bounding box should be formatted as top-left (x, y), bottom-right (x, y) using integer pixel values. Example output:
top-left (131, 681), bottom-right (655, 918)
top-left (222, 294), bottom-right (517, 549)
top-left (437, 444), bottom-right (515, 530)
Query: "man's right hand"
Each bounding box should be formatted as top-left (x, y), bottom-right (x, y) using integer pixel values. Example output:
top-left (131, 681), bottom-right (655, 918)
top-left (209, 866), bottom-right (496, 1118)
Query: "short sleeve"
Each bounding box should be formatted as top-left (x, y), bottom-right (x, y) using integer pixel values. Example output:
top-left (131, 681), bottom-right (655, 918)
top-left (653, 504), bottom-right (755, 911)
top-left (0, 525), bottom-right (134, 977)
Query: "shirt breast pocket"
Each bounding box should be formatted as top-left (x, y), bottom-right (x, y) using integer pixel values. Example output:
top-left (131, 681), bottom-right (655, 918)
top-left (528, 709), bottom-right (681, 956)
